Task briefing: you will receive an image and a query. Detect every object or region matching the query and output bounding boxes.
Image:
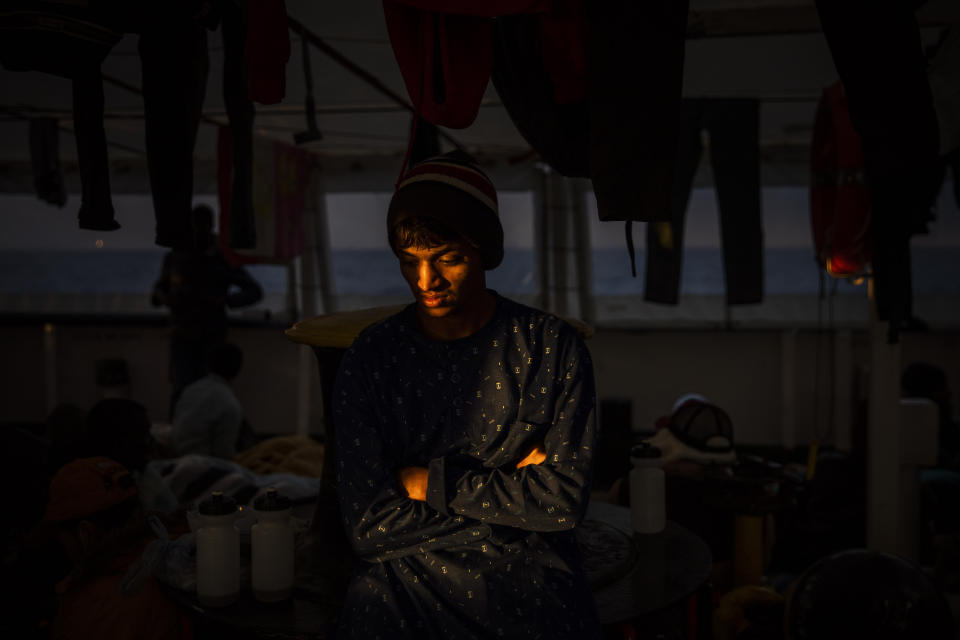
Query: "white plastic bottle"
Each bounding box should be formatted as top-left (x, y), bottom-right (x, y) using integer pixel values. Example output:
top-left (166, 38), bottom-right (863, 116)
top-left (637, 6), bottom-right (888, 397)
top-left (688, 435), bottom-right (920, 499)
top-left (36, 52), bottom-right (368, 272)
top-left (251, 488), bottom-right (295, 602)
top-left (196, 491), bottom-right (240, 607)
top-left (629, 441), bottom-right (665, 534)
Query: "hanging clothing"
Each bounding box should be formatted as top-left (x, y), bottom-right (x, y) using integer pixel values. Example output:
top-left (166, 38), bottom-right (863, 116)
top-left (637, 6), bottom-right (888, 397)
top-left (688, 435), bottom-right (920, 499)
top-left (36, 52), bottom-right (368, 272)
top-left (585, 0), bottom-right (688, 225)
top-left (29, 118), bottom-right (67, 208)
top-left (644, 98), bottom-right (764, 305)
top-left (382, 1), bottom-right (550, 129)
top-left (814, 0), bottom-right (939, 339)
top-left (221, 0), bottom-right (257, 249)
top-left (390, 0), bottom-right (688, 226)
top-left (0, 3), bottom-right (122, 78)
top-left (72, 68), bottom-right (119, 231)
top-left (334, 293), bottom-right (601, 639)
top-left (245, 0), bottom-right (291, 106)
top-left (0, 4), bottom-right (136, 231)
top-left (139, 19), bottom-right (210, 249)
top-left (408, 116), bottom-right (441, 167)
top-left (490, 13), bottom-right (589, 178)
top-left (810, 82), bottom-right (872, 277)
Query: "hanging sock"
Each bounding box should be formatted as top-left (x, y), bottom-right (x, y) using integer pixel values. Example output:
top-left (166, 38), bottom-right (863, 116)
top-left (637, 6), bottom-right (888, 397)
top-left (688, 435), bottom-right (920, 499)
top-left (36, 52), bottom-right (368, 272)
top-left (29, 118), bottom-right (67, 207)
top-left (72, 68), bottom-right (119, 231)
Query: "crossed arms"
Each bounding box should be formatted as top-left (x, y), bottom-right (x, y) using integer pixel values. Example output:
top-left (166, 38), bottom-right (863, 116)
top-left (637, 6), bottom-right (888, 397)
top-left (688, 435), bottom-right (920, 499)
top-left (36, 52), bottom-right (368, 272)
top-left (333, 332), bottom-right (597, 563)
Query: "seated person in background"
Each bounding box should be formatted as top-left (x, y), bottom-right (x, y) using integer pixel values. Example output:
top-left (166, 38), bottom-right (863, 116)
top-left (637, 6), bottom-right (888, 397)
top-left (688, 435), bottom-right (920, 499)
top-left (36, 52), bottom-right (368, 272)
top-left (902, 361), bottom-right (960, 470)
top-left (38, 457), bottom-right (185, 640)
top-left (171, 342), bottom-right (244, 459)
top-left (902, 362), bottom-right (960, 586)
top-left (86, 398), bottom-right (178, 513)
top-left (44, 402), bottom-right (88, 475)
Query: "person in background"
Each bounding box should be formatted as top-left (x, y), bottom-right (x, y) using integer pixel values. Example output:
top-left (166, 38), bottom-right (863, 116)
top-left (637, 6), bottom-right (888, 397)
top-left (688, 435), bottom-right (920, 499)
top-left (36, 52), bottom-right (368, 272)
top-left (902, 361), bottom-right (960, 469)
top-left (333, 151), bottom-right (601, 638)
top-left (86, 398), bottom-right (178, 513)
top-left (902, 361), bottom-right (960, 589)
top-left (151, 203), bottom-right (262, 416)
top-left (171, 342), bottom-right (245, 459)
top-left (44, 402), bottom-right (88, 475)
top-left (36, 457), bottom-right (186, 640)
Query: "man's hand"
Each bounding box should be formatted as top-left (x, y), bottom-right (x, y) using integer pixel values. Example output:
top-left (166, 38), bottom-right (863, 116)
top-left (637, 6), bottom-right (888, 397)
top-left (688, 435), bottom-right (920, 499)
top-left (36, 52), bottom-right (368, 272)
top-left (398, 466), bottom-right (429, 501)
top-left (516, 443), bottom-right (547, 469)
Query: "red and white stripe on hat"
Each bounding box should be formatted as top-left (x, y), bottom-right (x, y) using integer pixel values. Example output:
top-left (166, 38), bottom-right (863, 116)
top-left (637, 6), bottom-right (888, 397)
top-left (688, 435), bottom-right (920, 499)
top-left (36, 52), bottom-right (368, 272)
top-left (397, 158), bottom-right (498, 215)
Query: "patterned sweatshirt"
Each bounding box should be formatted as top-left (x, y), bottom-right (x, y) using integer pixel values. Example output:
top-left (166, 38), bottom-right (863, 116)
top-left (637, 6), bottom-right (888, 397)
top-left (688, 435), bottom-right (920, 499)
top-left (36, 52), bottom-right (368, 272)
top-left (333, 293), bottom-right (601, 639)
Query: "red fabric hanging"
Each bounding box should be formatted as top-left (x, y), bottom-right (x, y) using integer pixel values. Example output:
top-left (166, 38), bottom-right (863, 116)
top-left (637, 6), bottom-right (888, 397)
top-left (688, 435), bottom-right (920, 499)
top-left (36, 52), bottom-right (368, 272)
top-left (810, 81), bottom-right (872, 277)
top-left (246, 0), bottom-right (291, 105)
top-left (382, 0), bottom-right (580, 129)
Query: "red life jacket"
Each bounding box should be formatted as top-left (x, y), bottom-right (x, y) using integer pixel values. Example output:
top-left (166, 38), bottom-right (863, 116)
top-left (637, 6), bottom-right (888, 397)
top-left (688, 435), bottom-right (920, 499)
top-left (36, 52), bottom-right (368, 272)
top-left (810, 81), bottom-right (873, 278)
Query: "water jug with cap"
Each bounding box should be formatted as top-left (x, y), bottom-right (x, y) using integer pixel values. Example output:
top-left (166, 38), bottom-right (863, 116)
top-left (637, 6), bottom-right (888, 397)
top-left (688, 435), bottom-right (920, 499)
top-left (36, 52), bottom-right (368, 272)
top-left (630, 441), bottom-right (665, 534)
top-left (251, 487), bottom-right (295, 602)
top-left (196, 491), bottom-right (240, 607)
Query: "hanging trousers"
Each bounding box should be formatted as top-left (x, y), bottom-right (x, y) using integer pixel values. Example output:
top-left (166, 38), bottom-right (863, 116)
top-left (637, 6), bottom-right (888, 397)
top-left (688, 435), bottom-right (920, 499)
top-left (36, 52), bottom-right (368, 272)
top-left (139, 20), bottom-right (209, 250)
top-left (221, 0), bottom-right (257, 249)
top-left (29, 117), bottom-right (67, 207)
top-left (73, 68), bottom-right (119, 230)
top-left (645, 98), bottom-right (764, 305)
top-left (814, 0), bottom-right (939, 338)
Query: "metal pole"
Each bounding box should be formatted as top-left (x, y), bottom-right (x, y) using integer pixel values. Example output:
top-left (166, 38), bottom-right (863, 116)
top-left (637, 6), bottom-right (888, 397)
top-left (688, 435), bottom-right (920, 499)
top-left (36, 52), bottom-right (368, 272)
top-left (548, 171), bottom-right (569, 317)
top-left (866, 275), bottom-right (901, 552)
top-left (312, 164), bottom-right (336, 315)
top-left (571, 178), bottom-right (595, 324)
top-left (533, 164), bottom-right (551, 312)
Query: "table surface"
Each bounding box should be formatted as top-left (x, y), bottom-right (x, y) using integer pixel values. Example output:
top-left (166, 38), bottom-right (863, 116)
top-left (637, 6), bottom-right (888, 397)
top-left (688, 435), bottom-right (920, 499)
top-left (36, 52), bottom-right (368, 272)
top-left (586, 501), bottom-right (713, 623)
top-left (166, 501), bottom-right (712, 636)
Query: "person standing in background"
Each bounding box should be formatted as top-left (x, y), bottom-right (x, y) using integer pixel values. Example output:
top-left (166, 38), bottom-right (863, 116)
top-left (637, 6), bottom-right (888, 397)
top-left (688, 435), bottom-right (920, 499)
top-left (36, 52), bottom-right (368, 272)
top-left (151, 204), bottom-right (262, 416)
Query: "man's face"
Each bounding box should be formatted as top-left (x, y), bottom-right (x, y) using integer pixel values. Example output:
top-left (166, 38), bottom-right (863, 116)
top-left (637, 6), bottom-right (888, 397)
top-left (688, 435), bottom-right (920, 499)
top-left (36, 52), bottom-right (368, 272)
top-left (398, 241), bottom-right (486, 319)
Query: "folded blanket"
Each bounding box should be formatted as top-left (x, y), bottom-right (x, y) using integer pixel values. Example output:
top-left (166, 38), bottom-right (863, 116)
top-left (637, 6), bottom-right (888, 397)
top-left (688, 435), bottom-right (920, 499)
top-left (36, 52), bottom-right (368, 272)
top-left (233, 435), bottom-right (324, 478)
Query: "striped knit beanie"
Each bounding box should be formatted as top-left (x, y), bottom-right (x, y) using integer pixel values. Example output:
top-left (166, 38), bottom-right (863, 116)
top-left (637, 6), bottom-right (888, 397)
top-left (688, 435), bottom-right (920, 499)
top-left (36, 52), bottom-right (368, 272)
top-left (388, 151), bottom-right (503, 269)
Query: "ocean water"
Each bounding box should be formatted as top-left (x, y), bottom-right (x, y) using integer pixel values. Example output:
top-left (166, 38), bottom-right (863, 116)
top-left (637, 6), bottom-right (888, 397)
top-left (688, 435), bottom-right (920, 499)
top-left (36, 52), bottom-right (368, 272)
top-left (0, 247), bottom-right (958, 300)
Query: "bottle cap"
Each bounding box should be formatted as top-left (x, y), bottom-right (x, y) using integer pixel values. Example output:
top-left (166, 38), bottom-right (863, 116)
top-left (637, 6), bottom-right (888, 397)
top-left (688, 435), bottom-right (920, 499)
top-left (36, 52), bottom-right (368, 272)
top-left (631, 441), bottom-right (662, 459)
top-left (198, 491), bottom-right (238, 516)
top-left (253, 487), bottom-right (292, 512)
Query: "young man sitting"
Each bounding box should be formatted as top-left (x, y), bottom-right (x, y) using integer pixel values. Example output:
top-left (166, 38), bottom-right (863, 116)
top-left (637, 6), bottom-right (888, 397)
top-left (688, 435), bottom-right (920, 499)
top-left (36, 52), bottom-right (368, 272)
top-left (333, 151), bottom-right (601, 639)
